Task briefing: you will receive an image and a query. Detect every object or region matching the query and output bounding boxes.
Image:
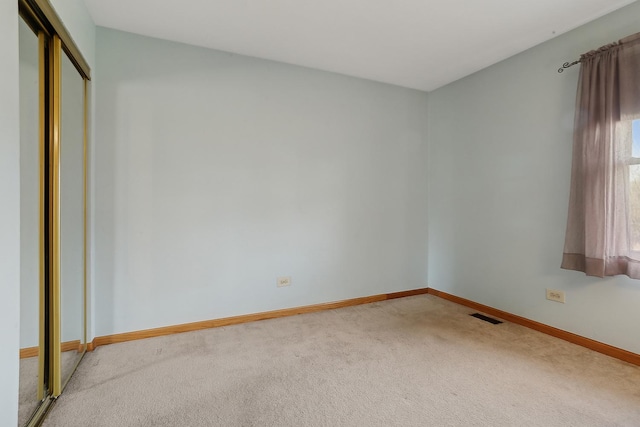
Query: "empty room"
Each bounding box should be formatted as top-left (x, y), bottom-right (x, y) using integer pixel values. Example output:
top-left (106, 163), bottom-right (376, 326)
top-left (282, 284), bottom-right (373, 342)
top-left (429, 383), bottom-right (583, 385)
top-left (3, 0), bottom-right (640, 426)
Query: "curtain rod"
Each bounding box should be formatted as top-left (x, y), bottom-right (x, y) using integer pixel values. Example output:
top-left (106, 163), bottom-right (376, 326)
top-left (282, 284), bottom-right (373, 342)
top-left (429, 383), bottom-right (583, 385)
top-left (558, 59), bottom-right (581, 73)
top-left (559, 32), bottom-right (640, 73)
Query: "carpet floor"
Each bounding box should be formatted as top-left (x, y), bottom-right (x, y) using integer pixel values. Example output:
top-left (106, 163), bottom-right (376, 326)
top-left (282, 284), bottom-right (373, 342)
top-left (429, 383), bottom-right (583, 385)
top-left (42, 295), bottom-right (640, 426)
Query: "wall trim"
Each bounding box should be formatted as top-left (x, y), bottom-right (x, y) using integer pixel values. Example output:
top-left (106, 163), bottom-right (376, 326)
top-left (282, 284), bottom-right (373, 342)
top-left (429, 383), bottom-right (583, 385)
top-left (426, 287), bottom-right (640, 367)
top-left (89, 288), bottom-right (430, 350)
top-left (20, 346), bottom-right (39, 359)
top-left (20, 339), bottom-right (81, 359)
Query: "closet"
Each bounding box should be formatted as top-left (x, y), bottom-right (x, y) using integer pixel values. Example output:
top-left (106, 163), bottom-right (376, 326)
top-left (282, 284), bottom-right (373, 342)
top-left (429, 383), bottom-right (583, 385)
top-left (18, 1), bottom-right (90, 426)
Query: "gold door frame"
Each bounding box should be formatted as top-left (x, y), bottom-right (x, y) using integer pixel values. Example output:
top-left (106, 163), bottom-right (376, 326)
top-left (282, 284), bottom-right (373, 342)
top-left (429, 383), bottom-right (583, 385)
top-left (19, 0), bottom-right (91, 80)
top-left (37, 30), bottom-right (47, 403)
top-left (49, 33), bottom-right (62, 397)
top-left (83, 77), bottom-right (88, 354)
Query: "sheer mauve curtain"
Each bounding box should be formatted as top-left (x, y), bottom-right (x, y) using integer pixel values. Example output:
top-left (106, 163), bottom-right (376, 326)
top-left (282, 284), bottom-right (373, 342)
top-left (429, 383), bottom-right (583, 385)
top-left (562, 33), bottom-right (640, 279)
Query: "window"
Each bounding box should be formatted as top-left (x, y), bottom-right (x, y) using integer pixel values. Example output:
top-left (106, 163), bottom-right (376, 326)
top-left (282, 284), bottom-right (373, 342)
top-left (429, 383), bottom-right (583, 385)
top-left (561, 32), bottom-right (640, 279)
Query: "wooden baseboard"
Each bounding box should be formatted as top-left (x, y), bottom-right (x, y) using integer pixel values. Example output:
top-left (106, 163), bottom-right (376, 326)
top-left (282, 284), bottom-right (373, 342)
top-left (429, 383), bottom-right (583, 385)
top-left (92, 288), bottom-right (430, 348)
top-left (61, 340), bottom-right (81, 353)
top-left (20, 346), bottom-right (39, 359)
top-left (20, 339), bottom-right (83, 359)
top-left (426, 288), bottom-right (640, 367)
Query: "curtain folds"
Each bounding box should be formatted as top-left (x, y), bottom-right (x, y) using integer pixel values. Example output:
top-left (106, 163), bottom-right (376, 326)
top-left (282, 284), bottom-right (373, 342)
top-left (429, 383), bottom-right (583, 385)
top-left (562, 32), bottom-right (640, 279)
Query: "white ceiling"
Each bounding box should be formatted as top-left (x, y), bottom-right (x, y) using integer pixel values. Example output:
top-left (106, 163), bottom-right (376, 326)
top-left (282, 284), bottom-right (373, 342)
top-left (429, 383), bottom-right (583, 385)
top-left (82, 0), bottom-right (636, 92)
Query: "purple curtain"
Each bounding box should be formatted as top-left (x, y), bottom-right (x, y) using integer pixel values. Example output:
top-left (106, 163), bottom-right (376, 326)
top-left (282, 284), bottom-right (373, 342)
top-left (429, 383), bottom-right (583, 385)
top-left (562, 33), bottom-right (640, 279)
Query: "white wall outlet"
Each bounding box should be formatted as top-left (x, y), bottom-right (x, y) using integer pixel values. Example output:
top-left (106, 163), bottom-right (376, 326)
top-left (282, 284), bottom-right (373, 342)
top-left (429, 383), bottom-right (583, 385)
top-left (546, 289), bottom-right (565, 303)
top-left (277, 276), bottom-right (291, 287)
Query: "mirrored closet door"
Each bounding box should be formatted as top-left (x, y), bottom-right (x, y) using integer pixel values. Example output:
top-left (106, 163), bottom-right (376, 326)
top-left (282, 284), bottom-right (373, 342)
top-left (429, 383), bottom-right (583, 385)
top-left (18, 15), bottom-right (47, 427)
top-left (56, 35), bottom-right (88, 394)
top-left (18, 1), bottom-right (91, 425)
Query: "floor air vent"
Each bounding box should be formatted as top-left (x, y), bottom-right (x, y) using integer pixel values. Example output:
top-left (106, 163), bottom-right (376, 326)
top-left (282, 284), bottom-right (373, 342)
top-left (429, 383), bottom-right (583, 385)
top-left (470, 313), bottom-right (503, 324)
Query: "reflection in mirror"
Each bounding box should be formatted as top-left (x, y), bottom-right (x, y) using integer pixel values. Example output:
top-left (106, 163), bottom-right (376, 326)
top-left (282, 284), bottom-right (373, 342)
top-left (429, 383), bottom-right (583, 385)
top-left (59, 49), bottom-right (86, 388)
top-left (18, 17), bottom-right (44, 427)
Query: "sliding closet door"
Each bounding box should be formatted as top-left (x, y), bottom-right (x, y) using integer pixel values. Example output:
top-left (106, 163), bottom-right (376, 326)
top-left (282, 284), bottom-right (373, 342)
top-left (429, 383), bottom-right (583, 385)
top-left (52, 35), bottom-right (87, 395)
top-left (18, 2), bottom-right (92, 421)
top-left (18, 16), bottom-right (49, 426)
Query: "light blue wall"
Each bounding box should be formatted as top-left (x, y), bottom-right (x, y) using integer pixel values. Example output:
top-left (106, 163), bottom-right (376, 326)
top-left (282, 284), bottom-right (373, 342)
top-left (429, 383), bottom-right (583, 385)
top-left (428, 1), bottom-right (640, 354)
top-left (93, 28), bottom-right (430, 336)
top-left (0, 0), bottom-right (21, 423)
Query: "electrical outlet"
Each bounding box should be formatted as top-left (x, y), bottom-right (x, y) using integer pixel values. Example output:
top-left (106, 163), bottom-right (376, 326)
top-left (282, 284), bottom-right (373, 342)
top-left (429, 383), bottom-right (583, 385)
top-left (277, 276), bottom-right (291, 287)
top-left (546, 289), bottom-right (565, 303)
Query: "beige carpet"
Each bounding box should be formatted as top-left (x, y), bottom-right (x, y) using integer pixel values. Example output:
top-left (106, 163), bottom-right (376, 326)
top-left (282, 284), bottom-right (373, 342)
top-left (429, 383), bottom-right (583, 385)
top-left (42, 295), bottom-right (640, 426)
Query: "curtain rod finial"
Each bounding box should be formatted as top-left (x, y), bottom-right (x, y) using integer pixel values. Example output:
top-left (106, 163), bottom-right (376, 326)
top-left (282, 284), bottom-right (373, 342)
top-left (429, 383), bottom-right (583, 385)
top-left (558, 60), bottom-right (580, 73)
